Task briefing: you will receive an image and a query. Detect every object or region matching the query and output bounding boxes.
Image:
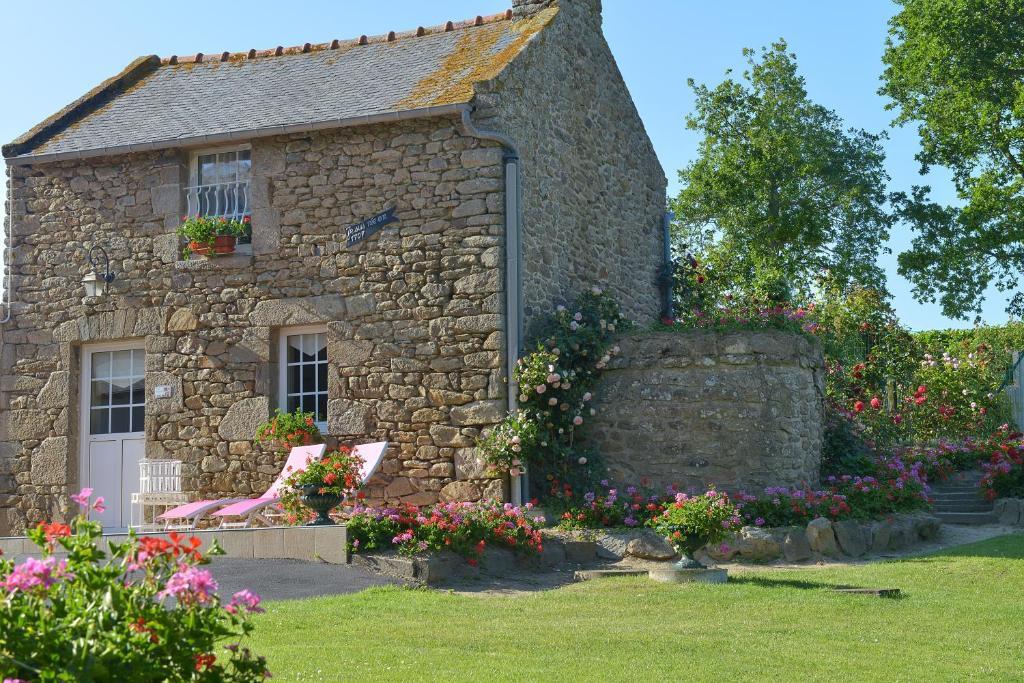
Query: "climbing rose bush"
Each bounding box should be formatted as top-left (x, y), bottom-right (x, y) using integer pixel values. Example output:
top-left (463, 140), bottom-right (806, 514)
top-left (346, 501), bottom-right (544, 566)
top-left (479, 288), bottom-right (629, 500)
top-left (0, 489), bottom-right (270, 682)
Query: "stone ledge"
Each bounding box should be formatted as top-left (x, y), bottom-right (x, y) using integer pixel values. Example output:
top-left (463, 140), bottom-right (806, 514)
top-left (175, 253), bottom-right (254, 270)
top-left (0, 525), bottom-right (348, 564)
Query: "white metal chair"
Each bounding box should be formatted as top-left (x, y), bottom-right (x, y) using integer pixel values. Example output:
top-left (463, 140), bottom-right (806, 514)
top-left (130, 459), bottom-right (188, 531)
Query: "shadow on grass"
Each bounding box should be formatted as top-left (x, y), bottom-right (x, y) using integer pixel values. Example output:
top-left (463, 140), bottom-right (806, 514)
top-left (729, 575), bottom-right (904, 599)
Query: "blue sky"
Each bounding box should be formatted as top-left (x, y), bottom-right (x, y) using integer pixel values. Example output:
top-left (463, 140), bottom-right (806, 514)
top-left (0, 0), bottom-right (1010, 330)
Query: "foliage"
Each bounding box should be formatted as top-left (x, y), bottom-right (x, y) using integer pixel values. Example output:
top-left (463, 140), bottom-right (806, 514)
top-left (345, 501), bottom-right (544, 566)
top-left (881, 0), bottom-right (1024, 318)
top-left (0, 489), bottom-right (269, 682)
top-left (177, 215), bottom-right (250, 258)
top-left (820, 403), bottom-right (879, 479)
top-left (479, 288), bottom-right (629, 501)
top-left (649, 490), bottom-right (743, 553)
top-left (660, 300), bottom-right (817, 335)
top-left (670, 40), bottom-right (893, 305)
top-left (278, 446), bottom-right (364, 525)
top-left (255, 408), bottom-right (322, 451)
top-left (913, 323), bottom-right (1024, 386)
top-left (979, 427), bottom-right (1024, 500)
top-left (895, 438), bottom-right (988, 482)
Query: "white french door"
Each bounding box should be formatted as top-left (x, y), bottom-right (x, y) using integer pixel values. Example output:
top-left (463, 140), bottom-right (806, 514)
top-left (79, 343), bottom-right (146, 530)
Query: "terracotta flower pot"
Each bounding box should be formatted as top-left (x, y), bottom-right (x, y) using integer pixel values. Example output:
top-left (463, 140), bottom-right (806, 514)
top-left (188, 235), bottom-right (237, 256)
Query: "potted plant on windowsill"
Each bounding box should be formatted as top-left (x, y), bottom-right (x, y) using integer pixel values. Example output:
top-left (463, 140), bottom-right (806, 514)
top-left (255, 408), bottom-right (323, 453)
top-left (278, 446), bottom-right (364, 526)
top-left (177, 215), bottom-right (250, 258)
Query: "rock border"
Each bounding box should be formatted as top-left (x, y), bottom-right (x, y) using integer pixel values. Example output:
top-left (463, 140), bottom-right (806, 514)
top-left (993, 498), bottom-right (1024, 526)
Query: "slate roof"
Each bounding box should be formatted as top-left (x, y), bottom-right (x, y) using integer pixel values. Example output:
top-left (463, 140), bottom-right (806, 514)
top-left (3, 7), bottom-right (558, 163)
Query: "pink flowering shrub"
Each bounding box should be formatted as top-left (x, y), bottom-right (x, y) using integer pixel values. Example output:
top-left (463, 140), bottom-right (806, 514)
top-left (0, 489), bottom-right (269, 681)
top-left (555, 480), bottom-right (669, 529)
top-left (478, 289), bottom-right (629, 499)
top-left (346, 501), bottom-right (544, 566)
top-left (660, 301), bottom-right (819, 336)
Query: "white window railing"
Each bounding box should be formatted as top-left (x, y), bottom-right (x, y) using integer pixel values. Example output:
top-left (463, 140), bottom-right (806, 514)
top-left (184, 180), bottom-right (252, 244)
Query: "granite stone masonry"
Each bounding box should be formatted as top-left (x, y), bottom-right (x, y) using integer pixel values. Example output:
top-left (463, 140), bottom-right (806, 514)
top-left (0, 0), bottom-right (666, 534)
top-left (589, 331), bottom-right (826, 494)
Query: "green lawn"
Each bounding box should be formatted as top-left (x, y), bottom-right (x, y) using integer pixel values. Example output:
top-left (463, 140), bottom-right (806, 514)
top-left (250, 534), bottom-right (1024, 681)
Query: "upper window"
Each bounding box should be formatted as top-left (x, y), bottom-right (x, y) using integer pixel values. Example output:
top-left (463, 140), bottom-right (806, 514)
top-left (278, 327), bottom-right (328, 430)
top-left (187, 146), bottom-right (252, 247)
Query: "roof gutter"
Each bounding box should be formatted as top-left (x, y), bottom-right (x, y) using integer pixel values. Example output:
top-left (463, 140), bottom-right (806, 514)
top-left (4, 103), bottom-right (471, 166)
top-left (459, 106), bottom-right (525, 507)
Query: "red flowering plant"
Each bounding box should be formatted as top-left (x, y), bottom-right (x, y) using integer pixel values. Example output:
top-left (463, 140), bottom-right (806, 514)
top-left (0, 488), bottom-right (270, 681)
top-left (278, 446), bottom-right (364, 524)
top-left (345, 501), bottom-right (544, 565)
top-left (554, 479), bottom-right (670, 529)
top-left (979, 426), bottom-right (1024, 501)
top-left (255, 408), bottom-right (322, 452)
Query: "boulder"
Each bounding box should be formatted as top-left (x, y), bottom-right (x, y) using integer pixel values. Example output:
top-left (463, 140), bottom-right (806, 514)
top-left (911, 513), bottom-right (942, 540)
top-left (734, 526), bottom-right (782, 561)
top-left (439, 481), bottom-right (482, 502)
top-left (625, 532), bottom-right (676, 561)
top-left (806, 518), bottom-right (839, 556)
top-left (833, 520), bottom-right (867, 557)
top-left (782, 527), bottom-right (813, 562)
top-left (994, 499), bottom-right (1023, 526)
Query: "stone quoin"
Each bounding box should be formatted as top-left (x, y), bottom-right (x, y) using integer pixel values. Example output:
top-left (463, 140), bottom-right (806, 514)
top-left (0, 0), bottom-right (667, 533)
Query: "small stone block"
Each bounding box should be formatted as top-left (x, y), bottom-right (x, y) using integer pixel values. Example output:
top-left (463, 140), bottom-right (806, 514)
top-left (648, 567), bottom-right (728, 584)
top-left (314, 525), bottom-right (348, 564)
top-left (563, 540), bottom-right (597, 563)
top-left (216, 530), bottom-right (255, 559)
top-left (574, 569), bottom-right (647, 582)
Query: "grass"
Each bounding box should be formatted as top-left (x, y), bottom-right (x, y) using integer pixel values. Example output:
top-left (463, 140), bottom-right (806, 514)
top-left (250, 534), bottom-right (1024, 681)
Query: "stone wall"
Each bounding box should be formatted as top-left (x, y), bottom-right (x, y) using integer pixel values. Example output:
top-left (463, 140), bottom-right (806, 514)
top-left (588, 331), bottom-right (825, 494)
top-left (476, 0), bottom-right (668, 327)
top-left (0, 116), bottom-right (509, 534)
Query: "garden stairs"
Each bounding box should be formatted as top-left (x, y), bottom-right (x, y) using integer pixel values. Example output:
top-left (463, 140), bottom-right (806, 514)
top-left (930, 471), bottom-right (997, 525)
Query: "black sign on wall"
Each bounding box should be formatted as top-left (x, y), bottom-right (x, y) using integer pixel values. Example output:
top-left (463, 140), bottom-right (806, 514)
top-left (346, 207), bottom-right (398, 247)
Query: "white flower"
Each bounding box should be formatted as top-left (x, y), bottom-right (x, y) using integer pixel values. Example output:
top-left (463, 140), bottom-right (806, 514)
top-left (970, 402), bottom-right (977, 409)
top-left (535, 384), bottom-right (547, 394)
top-left (574, 312), bottom-right (583, 322)
top-left (573, 416), bottom-right (584, 426)
top-left (511, 435), bottom-right (520, 444)
top-left (962, 389), bottom-right (969, 396)
top-left (562, 382), bottom-right (571, 390)
top-left (591, 286), bottom-right (602, 295)
top-left (570, 322), bottom-right (579, 331)
top-left (583, 392), bottom-right (593, 401)
top-left (512, 444), bottom-right (521, 453)
top-left (578, 457), bottom-right (588, 465)
top-left (519, 394), bottom-right (528, 403)
top-left (590, 408), bottom-right (596, 416)
top-left (612, 345), bottom-right (620, 354)
top-left (549, 397), bottom-right (558, 406)
top-left (560, 403), bottom-right (569, 411)
top-left (556, 305), bottom-right (566, 312)
top-left (608, 324), bottom-right (615, 332)
top-left (552, 347), bottom-right (561, 355)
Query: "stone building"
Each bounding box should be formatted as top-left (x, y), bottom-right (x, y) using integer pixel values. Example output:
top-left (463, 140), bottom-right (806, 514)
top-left (0, 0), bottom-right (667, 532)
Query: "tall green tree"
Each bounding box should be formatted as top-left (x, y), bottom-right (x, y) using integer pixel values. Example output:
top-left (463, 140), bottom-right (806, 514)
top-left (671, 41), bottom-right (893, 306)
top-left (881, 0), bottom-right (1024, 319)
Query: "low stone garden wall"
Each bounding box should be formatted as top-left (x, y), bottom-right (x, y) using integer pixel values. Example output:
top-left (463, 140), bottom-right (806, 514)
top-left (993, 499), bottom-right (1024, 526)
top-left (589, 331), bottom-right (825, 494)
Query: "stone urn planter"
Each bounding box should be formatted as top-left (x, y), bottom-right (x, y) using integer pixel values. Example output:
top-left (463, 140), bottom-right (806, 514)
top-left (189, 235), bottom-right (237, 256)
top-left (300, 484), bottom-right (342, 526)
top-left (648, 533), bottom-right (729, 584)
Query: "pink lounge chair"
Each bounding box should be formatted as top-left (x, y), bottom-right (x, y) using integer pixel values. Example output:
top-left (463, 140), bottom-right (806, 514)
top-left (211, 441), bottom-right (388, 529)
top-left (157, 444), bottom-right (327, 530)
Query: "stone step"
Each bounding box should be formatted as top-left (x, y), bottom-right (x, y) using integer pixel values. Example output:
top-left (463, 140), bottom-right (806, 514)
top-left (931, 491), bottom-right (983, 499)
top-left (932, 502), bottom-right (993, 513)
top-left (931, 487), bottom-right (982, 495)
top-left (935, 511), bottom-right (999, 525)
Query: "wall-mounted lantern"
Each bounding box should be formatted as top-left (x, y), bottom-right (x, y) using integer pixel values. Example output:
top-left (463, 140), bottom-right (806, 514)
top-left (83, 245), bottom-right (115, 297)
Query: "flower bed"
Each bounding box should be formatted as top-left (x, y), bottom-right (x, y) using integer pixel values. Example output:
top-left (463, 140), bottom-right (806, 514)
top-left (346, 501), bottom-right (544, 566)
top-left (0, 489), bottom-right (269, 681)
top-left (979, 429), bottom-right (1024, 501)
